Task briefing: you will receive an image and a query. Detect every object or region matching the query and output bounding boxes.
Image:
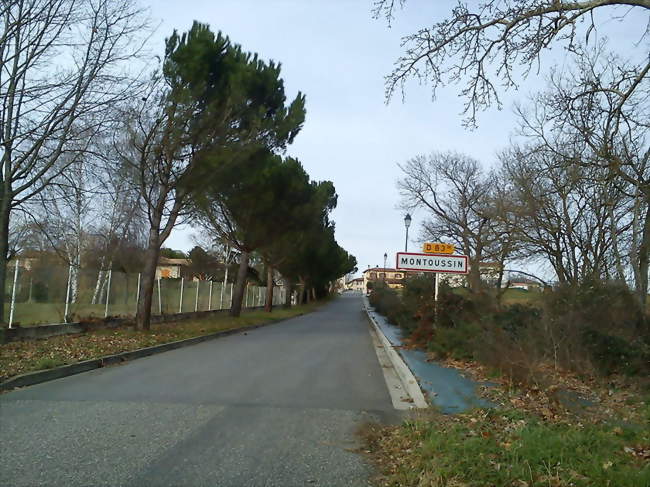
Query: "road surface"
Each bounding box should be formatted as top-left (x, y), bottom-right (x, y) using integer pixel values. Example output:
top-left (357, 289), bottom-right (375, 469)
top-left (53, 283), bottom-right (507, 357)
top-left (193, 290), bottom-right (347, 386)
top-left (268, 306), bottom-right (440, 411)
top-left (0, 293), bottom-right (396, 487)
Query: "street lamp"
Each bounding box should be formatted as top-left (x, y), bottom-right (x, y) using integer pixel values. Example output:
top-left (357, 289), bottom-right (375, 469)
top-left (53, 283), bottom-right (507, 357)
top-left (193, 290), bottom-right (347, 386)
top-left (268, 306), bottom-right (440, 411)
top-left (404, 213), bottom-right (412, 252)
top-left (383, 252), bottom-right (387, 279)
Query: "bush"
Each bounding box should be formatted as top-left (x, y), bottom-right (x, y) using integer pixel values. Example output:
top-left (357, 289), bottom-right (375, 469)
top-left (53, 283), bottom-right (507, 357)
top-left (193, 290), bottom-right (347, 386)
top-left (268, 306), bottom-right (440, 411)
top-left (31, 282), bottom-right (49, 302)
top-left (369, 275), bottom-right (650, 382)
top-left (368, 282), bottom-right (414, 330)
top-left (583, 328), bottom-right (650, 376)
top-left (492, 303), bottom-right (540, 339)
top-left (539, 280), bottom-right (649, 376)
top-left (427, 320), bottom-right (480, 360)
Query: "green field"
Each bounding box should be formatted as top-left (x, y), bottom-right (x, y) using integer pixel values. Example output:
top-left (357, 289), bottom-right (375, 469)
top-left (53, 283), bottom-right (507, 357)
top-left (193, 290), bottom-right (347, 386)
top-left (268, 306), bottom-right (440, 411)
top-left (3, 282), bottom-right (283, 326)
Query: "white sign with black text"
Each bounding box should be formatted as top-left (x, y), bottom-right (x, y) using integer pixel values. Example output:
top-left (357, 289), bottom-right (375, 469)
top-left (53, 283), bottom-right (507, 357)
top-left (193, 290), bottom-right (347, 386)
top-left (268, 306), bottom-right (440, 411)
top-left (396, 252), bottom-right (469, 274)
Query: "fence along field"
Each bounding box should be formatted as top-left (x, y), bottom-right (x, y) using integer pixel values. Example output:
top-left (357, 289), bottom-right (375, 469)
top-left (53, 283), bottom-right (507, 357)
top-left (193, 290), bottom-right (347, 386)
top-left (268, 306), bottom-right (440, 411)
top-left (3, 260), bottom-right (286, 327)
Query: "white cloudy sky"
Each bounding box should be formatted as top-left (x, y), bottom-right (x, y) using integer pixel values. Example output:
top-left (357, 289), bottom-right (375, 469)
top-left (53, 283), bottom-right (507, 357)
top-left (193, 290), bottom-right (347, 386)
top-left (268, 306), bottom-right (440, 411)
top-left (151, 0), bottom-right (646, 277)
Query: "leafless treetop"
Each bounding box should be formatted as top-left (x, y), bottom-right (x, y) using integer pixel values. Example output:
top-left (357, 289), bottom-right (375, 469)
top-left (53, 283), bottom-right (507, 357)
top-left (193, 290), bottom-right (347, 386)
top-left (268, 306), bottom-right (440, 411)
top-left (374, 0), bottom-right (650, 126)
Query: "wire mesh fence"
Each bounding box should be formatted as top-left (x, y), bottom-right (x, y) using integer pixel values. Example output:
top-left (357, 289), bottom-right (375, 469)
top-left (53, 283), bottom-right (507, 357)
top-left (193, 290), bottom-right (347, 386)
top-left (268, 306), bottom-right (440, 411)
top-left (3, 260), bottom-right (287, 327)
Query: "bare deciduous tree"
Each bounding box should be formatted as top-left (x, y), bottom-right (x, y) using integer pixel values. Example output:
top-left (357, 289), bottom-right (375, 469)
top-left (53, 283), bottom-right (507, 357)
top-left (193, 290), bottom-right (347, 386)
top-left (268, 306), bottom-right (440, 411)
top-left (398, 151), bottom-right (498, 291)
top-left (374, 0), bottom-right (649, 125)
top-left (500, 144), bottom-right (628, 284)
top-left (0, 0), bottom-right (149, 323)
top-left (514, 45), bottom-right (650, 303)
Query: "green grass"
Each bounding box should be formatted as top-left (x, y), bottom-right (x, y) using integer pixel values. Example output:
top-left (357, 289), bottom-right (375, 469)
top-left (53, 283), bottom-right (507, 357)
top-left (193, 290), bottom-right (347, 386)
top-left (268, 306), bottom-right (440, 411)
top-left (501, 287), bottom-right (542, 306)
top-left (0, 301), bottom-right (321, 381)
top-left (1, 283), bottom-right (263, 326)
top-left (34, 357), bottom-right (66, 370)
top-left (364, 408), bottom-right (650, 486)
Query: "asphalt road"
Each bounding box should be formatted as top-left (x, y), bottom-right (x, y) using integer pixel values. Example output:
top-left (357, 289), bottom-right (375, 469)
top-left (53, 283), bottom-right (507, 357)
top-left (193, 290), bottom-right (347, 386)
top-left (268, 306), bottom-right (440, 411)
top-left (0, 293), bottom-right (396, 487)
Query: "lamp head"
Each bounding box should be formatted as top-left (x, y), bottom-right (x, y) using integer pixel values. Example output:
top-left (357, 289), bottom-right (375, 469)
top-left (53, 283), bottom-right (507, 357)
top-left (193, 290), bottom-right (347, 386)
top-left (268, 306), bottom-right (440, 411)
top-left (404, 213), bottom-right (412, 229)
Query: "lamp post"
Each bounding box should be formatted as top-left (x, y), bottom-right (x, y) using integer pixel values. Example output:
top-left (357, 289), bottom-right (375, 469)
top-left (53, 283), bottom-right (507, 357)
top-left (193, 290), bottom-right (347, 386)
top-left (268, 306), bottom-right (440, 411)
top-left (404, 213), bottom-right (412, 251)
top-left (383, 252), bottom-right (387, 281)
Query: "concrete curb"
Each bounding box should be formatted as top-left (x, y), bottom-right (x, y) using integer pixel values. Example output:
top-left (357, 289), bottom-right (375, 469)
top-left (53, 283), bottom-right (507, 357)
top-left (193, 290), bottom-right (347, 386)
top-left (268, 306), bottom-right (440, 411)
top-left (0, 312), bottom-right (306, 392)
top-left (363, 297), bottom-right (428, 409)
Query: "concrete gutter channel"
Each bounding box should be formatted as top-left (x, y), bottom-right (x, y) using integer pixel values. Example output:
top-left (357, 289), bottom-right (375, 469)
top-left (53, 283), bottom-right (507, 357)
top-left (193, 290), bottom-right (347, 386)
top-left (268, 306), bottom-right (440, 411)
top-left (0, 310), bottom-right (303, 392)
top-left (363, 298), bottom-right (599, 416)
top-left (363, 296), bottom-right (494, 413)
top-left (364, 301), bottom-right (428, 409)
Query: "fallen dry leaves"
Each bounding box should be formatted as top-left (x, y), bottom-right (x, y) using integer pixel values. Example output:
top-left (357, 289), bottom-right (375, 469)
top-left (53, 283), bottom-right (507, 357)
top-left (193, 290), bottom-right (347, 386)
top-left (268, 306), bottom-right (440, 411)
top-left (360, 353), bottom-right (649, 486)
top-left (436, 355), bottom-right (648, 426)
top-left (0, 307), bottom-right (310, 382)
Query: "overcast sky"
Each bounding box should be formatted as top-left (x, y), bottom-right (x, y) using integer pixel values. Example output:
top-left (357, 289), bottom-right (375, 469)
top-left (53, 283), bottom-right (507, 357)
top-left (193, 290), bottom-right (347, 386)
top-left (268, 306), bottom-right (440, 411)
top-left (151, 1), bottom-right (645, 277)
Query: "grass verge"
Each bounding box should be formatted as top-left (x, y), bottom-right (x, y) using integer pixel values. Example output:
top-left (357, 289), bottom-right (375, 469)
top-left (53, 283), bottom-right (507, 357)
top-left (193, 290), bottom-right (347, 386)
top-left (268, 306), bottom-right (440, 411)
top-left (362, 406), bottom-right (650, 487)
top-left (0, 302), bottom-right (320, 382)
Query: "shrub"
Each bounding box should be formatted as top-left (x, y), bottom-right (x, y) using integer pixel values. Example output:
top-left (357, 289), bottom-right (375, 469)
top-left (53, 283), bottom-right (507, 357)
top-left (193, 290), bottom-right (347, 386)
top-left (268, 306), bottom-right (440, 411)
top-left (539, 280), bottom-right (649, 376)
top-left (369, 275), bottom-right (650, 383)
top-left (427, 320), bottom-right (480, 360)
top-left (368, 282), bottom-right (412, 329)
top-left (492, 303), bottom-right (540, 337)
top-left (583, 328), bottom-right (650, 376)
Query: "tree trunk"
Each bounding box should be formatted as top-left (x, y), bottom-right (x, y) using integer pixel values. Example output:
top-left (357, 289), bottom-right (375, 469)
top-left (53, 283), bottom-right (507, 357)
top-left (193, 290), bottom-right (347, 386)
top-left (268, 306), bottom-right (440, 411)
top-left (91, 262), bottom-right (106, 304)
top-left (135, 229), bottom-right (160, 330)
top-left (230, 250), bottom-right (249, 317)
top-left (635, 202), bottom-right (650, 308)
top-left (70, 262), bottom-right (79, 304)
top-left (297, 280), bottom-right (305, 305)
top-left (264, 265), bottom-right (274, 312)
top-left (468, 258), bottom-right (482, 292)
top-left (0, 192), bottom-right (10, 325)
top-left (283, 277), bottom-right (292, 308)
top-left (608, 200), bottom-right (627, 283)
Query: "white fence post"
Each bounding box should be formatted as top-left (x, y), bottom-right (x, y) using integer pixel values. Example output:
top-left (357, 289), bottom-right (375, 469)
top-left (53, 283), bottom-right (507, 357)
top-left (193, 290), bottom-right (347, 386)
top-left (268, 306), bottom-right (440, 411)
top-left (8, 259), bottom-right (19, 328)
top-left (179, 277), bottom-right (184, 313)
top-left (135, 273), bottom-right (141, 314)
top-left (245, 284), bottom-right (249, 308)
top-left (64, 264), bottom-right (72, 323)
top-left (221, 265), bottom-right (229, 310)
top-left (229, 283), bottom-right (233, 308)
top-left (157, 278), bottom-right (162, 314)
top-left (208, 281), bottom-right (213, 310)
top-left (194, 280), bottom-right (199, 312)
top-left (104, 269), bottom-right (112, 318)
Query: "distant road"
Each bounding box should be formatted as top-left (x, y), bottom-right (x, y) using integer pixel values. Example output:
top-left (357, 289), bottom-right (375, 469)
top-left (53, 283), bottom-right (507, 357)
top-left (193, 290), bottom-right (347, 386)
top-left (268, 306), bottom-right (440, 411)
top-left (0, 294), bottom-right (395, 487)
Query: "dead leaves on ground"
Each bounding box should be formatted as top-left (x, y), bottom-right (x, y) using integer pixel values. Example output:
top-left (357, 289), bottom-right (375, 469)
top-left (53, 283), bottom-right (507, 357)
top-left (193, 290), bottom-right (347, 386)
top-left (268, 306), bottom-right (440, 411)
top-left (0, 316), bottom-right (263, 381)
